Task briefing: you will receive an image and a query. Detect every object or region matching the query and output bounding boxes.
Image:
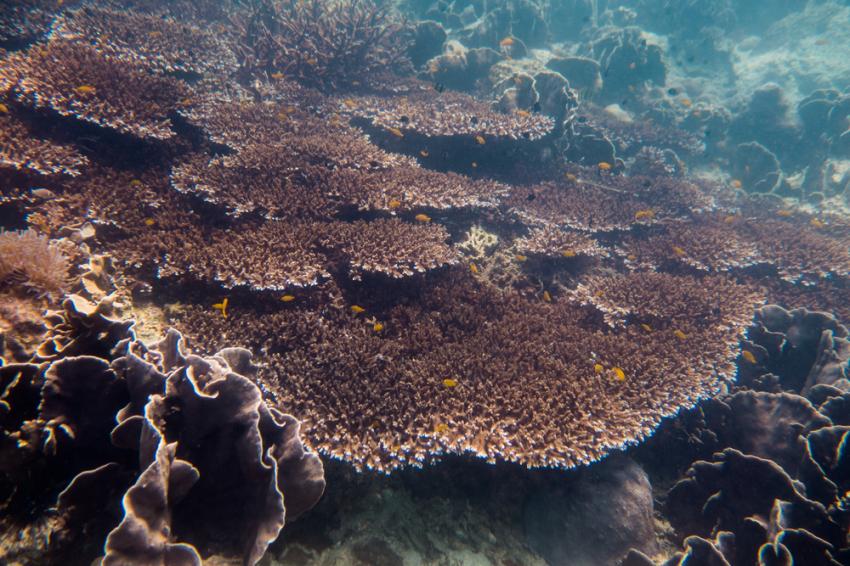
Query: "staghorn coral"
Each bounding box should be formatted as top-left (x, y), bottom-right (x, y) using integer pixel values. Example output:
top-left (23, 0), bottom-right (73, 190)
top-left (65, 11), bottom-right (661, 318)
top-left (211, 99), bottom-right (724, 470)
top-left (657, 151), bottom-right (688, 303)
top-left (0, 40), bottom-right (189, 139)
top-left (0, 229), bottom-right (71, 299)
top-left (0, 111), bottom-right (88, 177)
top-left (513, 226), bottom-right (608, 259)
top-left (51, 6), bottom-right (238, 76)
top-left (0, 0), bottom-right (69, 45)
top-left (340, 87), bottom-right (555, 140)
top-left (571, 272), bottom-right (764, 329)
top-left (238, 0), bottom-right (412, 92)
top-left (157, 220), bottom-right (330, 290)
top-left (0, 295), bottom-right (325, 565)
top-left (618, 217), bottom-right (762, 273)
top-left (319, 218), bottom-right (458, 280)
top-left (505, 174), bottom-right (704, 233)
top-left (172, 268), bottom-right (763, 471)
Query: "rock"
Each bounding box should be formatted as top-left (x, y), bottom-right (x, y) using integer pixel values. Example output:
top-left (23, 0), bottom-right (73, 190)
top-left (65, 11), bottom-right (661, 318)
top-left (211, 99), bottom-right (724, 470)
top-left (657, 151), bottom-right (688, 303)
top-left (523, 456), bottom-right (657, 566)
top-left (546, 56), bottom-right (602, 94)
top-left (409, 20), bottom-right (446, 68)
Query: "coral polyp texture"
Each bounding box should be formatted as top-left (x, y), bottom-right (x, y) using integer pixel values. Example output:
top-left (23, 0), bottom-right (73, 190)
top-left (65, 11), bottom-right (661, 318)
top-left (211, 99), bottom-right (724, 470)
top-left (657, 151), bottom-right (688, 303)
top-left (51, 6), bottom-right (238, 76)
top-left (0, 111), bottom-right (88, 176)
top-left (173, 270), bottom-right (764, 471)
top-left (341, 88), bottom-right (555, 140)
top-left (0, 40), bottom-right (188, 139)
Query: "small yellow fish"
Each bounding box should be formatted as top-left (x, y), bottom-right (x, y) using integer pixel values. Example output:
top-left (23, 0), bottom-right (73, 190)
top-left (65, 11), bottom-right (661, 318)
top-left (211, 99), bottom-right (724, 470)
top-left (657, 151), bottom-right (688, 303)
top-left (516, 109), bottom-right (531, 118)
top-left (74, 85), bottom-right (96, 95)
top-left (373, 322), bottom-right (384, 332)
top-left (626, 254), bottom-right (638, 261)
top-left (723, 215), bottom-right (737, 224)
top-left (594, 363), bottom-right (604, 374)
top-left (388, 127), bottom-right (404, 138)
top-left (611, 367), bottom-right (626, 381)
top-left (350, 305), bottom-right (365, 314)
top-left (640, 323), bottom-right (652, 332)
top-left (420, 149), bottom-right (429, 157)
top-left (597, 161), bottom-right (612, 171)
top-left (144, 218), bottom-right (156, 226)
top-left (671, 245), bottom-right (686, 257)
top-left (594, 290), bottom-right (604, 298)
top-left (680, 98), bottom-right (692, 108)
top-left (415, 213), bottom-right (431, 223)
top-left (500, 37), bottom-right (515, 47)
top-left (470, 263), bottom-right (479, 274)
top-left (281, 294), bottom-right (295, 302)
top-left (306, 57), bottom-right (318, 66)
top-left (148, 31), bottom-right (163, 38)
top-left (564, 173), bottom-right (577, 182)
top-left (212, 298), bottom-right (228, 318)
top-left (129, 179), bottom-right (143, 187)
top-left (343, 99), bottom-right (357, 109)
top-left (741, 350), bottom-right (757, 364)
top-left (777, 209), bottom-right (793, 217)
top-left (434, 422), bottom-right (450, 433)
top-left (442, 378), bottom-right (458, 388)
top-left (810, 218), bottom-right (826, 229)
top-left (673, 329), bottom-right (688, 340)
top-left (731, 179), bottom-right (742, 189)
top-left (515, 254), bottom-right (527, 262)
top-left (270, 71), bottom-right (285, 79)
top-left (388, 199), bottom-right (402, 209)
top-left (543, 290), bottom-right (552, 303)
top-left (634, 209), bottom-right (655, 220)
top-left (475, 135), bottom-right (486, 145)
top-left (562, 250), bottom-right (576, 258)
top-left (0, 103), bottom-right (8, 114)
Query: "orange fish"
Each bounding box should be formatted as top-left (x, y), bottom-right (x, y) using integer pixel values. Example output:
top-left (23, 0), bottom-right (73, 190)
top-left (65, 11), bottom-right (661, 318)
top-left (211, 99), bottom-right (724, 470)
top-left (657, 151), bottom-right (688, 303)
top-left (475, 135), bottom-right (486, 145)
top-left (634, 209), bottom-right (655, 221)
top-left (731, 179), bottom-right (742, 189)
top-left (281, 294), bottom-right (295, 302)
top-left (562, 250), bottom-right (576, 258)
top-left (671, 245), bottom-right (686, 257)
top-left (741, 350), bottom-right (757, 364)
top-left (500, 37), bottom-right (515, 47)
top-left (515, 254), bottom-right (527, 262)
top-left (543, 290), bottom-right (552, 303)
top-left (469, 263), bottom-right (479, 274)
top-left (442, 378), bottom-right (458, 388)
top-left (611, 367), bottom-right (626, 382)
top-left (350, 305), bottom-right (365, 314)
top-left (680, 98), bottom-right (692, 108)
top-left (388, 199), bottom-right (402, 209)
top-left (373, 322), bottom-right (384, 332)
top-left (415, 213), bottom-right (431, 223)
top-left (420, 149), bottom-right (429, 157)
top-left (0, 103), bottom-right (8, 114)
top-left (673, 329), bottom-right (687, 340)
top-left (74, 85), bottom-right (96, 95)
top-left (516, 109), bottom-right (531, 118)
top-left (270, 71), bottom-right (285, 80)
top-left (597, 161), bottom-right (612, 171)
top-left (388, 127), bottom-right (404, 138)
top-left (810, 218), bottom-right (826, 229)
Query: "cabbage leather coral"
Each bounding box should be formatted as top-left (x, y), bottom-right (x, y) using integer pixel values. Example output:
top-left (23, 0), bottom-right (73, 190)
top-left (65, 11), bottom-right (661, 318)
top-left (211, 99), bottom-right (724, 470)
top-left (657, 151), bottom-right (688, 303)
top-left (0, 111), bottom-right (88, 177)
top-left (52, 6), bottom-right (238, 76)
top-left (0, 40), bottom-right (189, 139)
top-left (0, 295), bottom-right (325, 565)
top-left (172, 268), bottom-right (763, 471)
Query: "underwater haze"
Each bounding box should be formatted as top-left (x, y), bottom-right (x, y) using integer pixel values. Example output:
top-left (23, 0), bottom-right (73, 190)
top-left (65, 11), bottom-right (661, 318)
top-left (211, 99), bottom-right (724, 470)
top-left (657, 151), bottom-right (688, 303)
top-left (2, 0), bottom-right (850, 564)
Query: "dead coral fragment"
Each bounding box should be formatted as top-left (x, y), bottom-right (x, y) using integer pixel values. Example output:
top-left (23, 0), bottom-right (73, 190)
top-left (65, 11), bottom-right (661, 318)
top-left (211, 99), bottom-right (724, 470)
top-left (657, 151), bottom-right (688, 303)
top-left (0, 229), bottom-right (71, 299)
top-left (1, 40), bottom-right (189, 139)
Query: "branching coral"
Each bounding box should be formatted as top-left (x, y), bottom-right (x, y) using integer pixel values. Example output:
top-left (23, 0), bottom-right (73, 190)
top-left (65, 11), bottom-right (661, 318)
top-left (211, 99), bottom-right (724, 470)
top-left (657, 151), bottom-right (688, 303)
top-left (340, 88), bottom-right (555, 140)
top-left (0, 229), bottom-right (70, 299)
top-left (51, 5), bottom-right (239, 76)
top-left (238, 0), bottom-right (412, 91)
top-left (319, 218), bottom-right (458, 279)
top-left (172, 268), bottom-right (763, 471)
top-left (0, 111), bottom-right (88, 176)
top-left (0, 40), bottom-right (189, 139)
top-left (514, 226), bottom-right (608, 259)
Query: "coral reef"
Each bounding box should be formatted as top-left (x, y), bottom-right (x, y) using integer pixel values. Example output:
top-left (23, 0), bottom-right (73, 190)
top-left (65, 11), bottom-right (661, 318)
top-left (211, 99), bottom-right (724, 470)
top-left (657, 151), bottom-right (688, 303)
top-left (0, 111), bottom-right (88, 177)
top-left (0, 295), bottom-right (324, 565)
top-left (0, 40), bottom-right (189, 139)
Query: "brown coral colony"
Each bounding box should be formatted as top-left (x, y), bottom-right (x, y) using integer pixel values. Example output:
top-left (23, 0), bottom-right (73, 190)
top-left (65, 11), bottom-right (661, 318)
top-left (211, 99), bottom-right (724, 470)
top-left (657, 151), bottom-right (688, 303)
top-left (2, 3), bottom-right (850, 565)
